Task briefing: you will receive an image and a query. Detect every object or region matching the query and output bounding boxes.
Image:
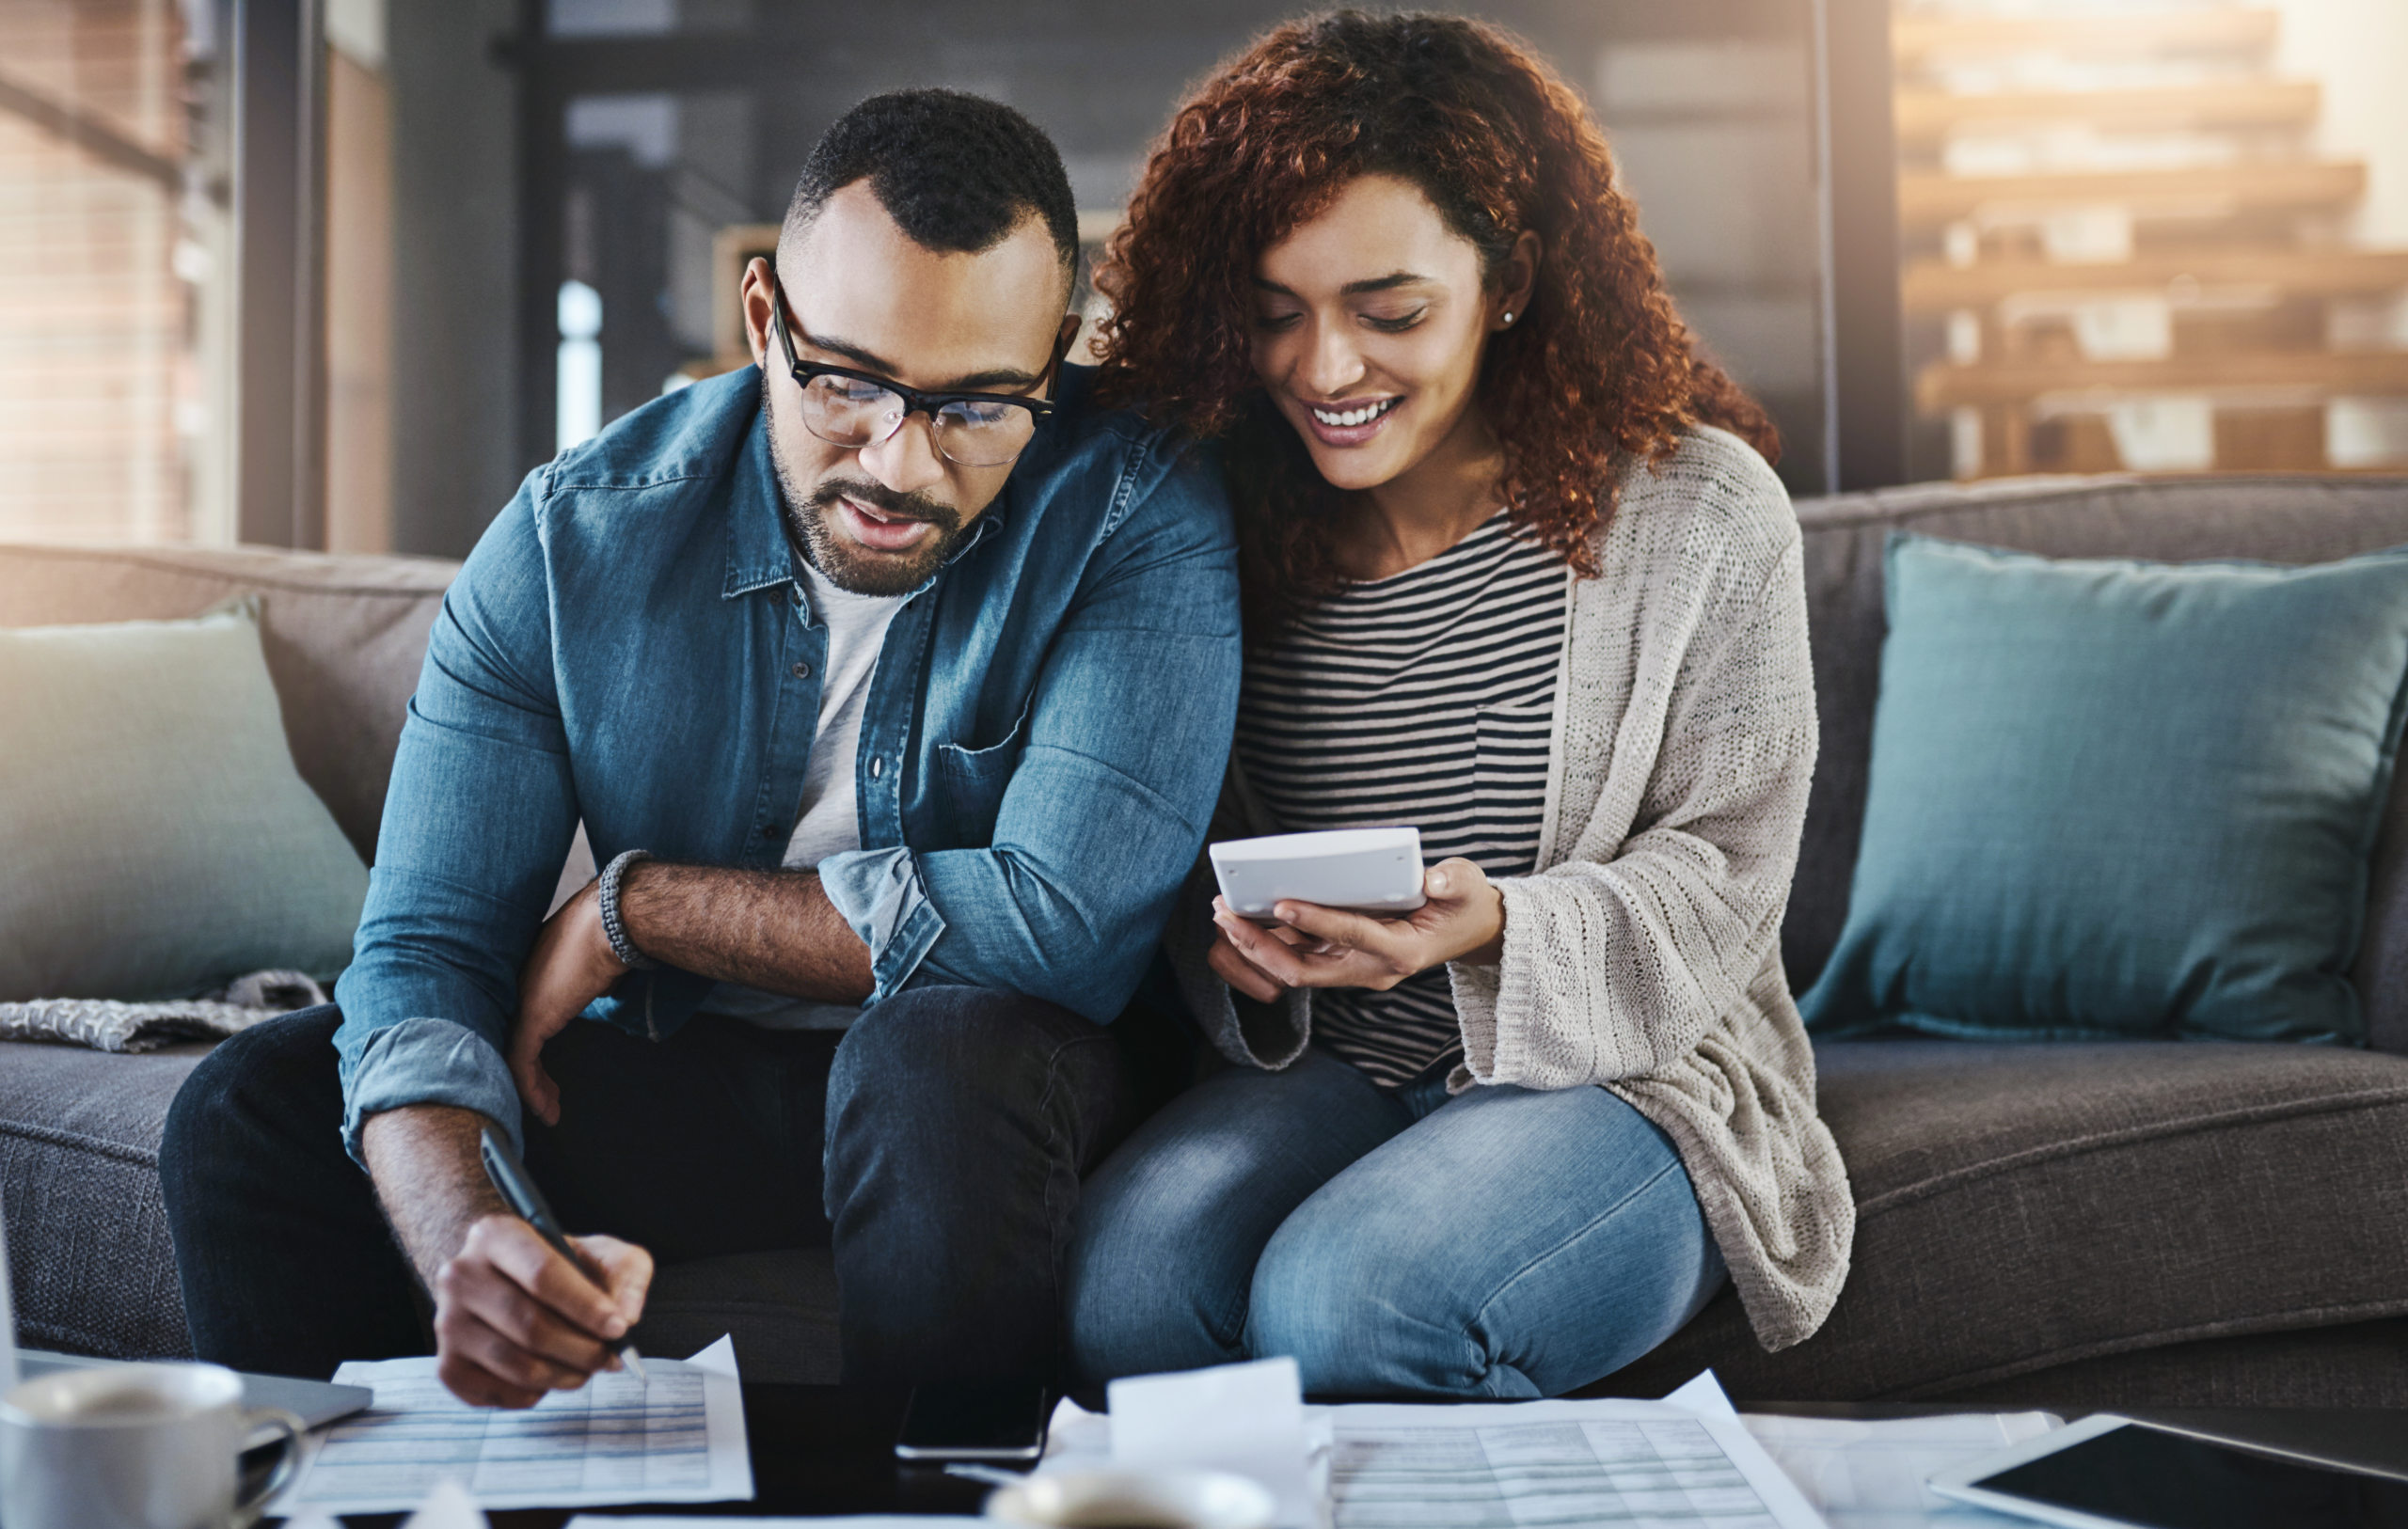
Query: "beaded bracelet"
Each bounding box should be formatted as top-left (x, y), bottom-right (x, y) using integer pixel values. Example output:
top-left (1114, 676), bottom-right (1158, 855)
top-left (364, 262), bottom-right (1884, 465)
top-left (597, 849), bottom-right (660, 970)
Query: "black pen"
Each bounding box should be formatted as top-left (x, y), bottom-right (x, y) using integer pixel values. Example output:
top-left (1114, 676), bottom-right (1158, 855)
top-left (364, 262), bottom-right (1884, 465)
top-left (479, 1127), bottom-right (648, 1380)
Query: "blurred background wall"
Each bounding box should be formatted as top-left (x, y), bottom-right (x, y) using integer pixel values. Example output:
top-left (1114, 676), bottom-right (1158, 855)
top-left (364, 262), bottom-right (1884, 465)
top-left (2, 0), bottom-right (2401, 559)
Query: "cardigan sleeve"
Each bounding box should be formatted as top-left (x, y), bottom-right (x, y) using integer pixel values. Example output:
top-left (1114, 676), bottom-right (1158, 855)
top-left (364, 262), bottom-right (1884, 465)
top-left (1449, 529), bottom-right (1817, 1088)
top-left (1163, 769), bottom-right (1314, 1069)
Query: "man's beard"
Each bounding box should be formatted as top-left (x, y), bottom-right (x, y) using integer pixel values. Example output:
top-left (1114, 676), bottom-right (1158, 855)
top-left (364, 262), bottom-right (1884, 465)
top-left (772, 446), bottom-right (967, 597)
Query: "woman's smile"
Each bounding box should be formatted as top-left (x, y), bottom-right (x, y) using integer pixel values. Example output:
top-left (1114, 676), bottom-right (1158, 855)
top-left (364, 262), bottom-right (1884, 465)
top-left (1299, 394), bottom-right (1403, 447)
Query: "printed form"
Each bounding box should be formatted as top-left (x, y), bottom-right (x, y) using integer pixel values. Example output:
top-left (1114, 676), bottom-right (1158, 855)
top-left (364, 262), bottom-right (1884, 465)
top-left (1328, 1400), bottom-right (1829, 1529)
top-left (267, 1334), bottom-right (752, 1515)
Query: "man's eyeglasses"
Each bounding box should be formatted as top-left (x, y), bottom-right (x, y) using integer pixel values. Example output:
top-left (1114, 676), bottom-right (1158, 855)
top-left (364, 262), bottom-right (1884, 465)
top-left (767, 273), bottom-right (1055, 468)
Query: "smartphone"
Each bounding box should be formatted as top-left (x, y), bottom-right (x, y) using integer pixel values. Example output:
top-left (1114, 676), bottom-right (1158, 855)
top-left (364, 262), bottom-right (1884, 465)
top-left (894, 1379), bottom-right (1052, 1462)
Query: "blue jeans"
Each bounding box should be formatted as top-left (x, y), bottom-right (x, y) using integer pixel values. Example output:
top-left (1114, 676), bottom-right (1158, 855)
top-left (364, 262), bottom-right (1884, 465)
top-left (1066, 1048), bottom-right (1726, 1397)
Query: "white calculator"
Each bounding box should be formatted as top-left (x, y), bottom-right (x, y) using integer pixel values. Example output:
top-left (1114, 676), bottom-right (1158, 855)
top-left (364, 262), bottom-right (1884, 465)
top-left (1209, 827), bottom-right (1427, 922)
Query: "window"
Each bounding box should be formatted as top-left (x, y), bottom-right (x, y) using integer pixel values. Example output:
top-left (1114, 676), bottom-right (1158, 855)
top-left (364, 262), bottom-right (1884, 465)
top-left (0, 0), bottom-right (219, 543)
top-left (0, 0), bottom-right (394, 549)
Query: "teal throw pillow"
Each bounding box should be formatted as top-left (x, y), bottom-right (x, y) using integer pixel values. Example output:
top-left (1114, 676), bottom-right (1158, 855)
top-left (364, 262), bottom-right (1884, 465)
top-left (0, 602), bottom-right (369, 1001)
top-left (1798, 533), bottom-right (2408, 1045)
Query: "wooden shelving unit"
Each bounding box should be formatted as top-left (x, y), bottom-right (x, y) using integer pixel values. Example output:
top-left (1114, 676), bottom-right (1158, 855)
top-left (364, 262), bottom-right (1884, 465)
top-left (1895, 79), bottom-right (2320, 141)
top-left (1897, 161), bottom-right (2366, 229)
top-left (1895, 2), bottom-right (2408, 477)
top-left (1893, 9), bottom-right (2280, 65)
top-left (1906, 248), bottom-right (2408, 307)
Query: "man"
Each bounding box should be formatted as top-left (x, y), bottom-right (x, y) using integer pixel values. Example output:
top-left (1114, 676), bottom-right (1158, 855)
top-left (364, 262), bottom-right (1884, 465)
top-left (159, 90), bottom-right (1239, 1407)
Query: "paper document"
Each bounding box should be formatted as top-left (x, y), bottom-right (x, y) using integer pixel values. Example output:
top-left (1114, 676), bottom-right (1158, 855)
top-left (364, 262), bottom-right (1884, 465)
top-left (1328, 1399), bottom-right (1827, 1529)
top-left (566, 1521), bottom-right (966, 1528)
top-left (1050, 1386), bottom-right (1823, 1529)
top-left (1741, 1411), bottom-right (2060, 1529)
top-left (268, 1334), bottom-right (752, 1515)
top-left (1111, 1357), bottom-right (1317, 1529)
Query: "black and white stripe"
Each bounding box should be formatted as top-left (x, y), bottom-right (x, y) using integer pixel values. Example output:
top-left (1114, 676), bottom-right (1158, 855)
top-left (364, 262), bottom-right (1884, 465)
top-left (1235, 512), bottom-right (1567, 1085)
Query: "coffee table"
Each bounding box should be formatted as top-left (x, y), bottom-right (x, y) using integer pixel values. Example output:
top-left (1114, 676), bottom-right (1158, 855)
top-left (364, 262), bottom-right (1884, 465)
top-left (293, 1387), bottom-right (2408, 1527)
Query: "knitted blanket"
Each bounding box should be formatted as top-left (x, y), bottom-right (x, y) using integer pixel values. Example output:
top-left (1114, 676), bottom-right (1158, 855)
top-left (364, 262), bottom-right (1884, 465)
top-left (0, 970), bottom-right (329, 1053)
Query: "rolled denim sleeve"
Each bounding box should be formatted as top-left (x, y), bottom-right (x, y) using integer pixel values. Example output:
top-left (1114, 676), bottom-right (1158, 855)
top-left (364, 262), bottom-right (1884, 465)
top-left (341, 1018), bottom-right (526, 1162)
top-left (331, 473), bottom-right (580, 1161)
top-left (816, 844), bottom-right (943, 1000)
top-left (873, 441), bottom-right (1242, 1021)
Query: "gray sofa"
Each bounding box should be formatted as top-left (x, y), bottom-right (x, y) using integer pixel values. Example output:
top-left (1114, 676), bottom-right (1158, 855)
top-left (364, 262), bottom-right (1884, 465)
top-left (6, 470), bottom-right (2408, 1405)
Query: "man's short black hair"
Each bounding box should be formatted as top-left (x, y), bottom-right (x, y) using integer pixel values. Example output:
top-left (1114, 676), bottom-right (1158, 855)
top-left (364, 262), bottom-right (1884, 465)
top-left (783, 88), bottom-right (1079, 275)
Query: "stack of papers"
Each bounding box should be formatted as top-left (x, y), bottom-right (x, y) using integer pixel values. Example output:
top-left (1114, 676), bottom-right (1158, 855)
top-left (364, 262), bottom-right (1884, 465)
top-left (1044, 1364), bottom-right (1826, 1529)
top-left (1324, 1398), bottom-right (1828, 1528)
top-left (1742, 1411), bottom-right (2062, 1529)
top-left (266, 1335), bottom-right (752, 1516)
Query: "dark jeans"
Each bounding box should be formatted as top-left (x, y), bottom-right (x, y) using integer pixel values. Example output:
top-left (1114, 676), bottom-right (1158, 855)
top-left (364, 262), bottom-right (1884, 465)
top-left (158, 985), bottom-right (1153, 1386)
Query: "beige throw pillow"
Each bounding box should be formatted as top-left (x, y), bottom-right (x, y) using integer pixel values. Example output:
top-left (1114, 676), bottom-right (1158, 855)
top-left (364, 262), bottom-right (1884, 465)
top-left (0, 602), bottom-right (369, 1001)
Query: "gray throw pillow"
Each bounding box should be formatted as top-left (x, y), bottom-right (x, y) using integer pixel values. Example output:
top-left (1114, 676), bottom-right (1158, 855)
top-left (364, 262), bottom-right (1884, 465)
top-left (0, 602), bottom-right (368, 1001)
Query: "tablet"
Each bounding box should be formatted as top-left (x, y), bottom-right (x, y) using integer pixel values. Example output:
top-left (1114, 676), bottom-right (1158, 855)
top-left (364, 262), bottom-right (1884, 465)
top-left (1209, 827), bottom-right (1427, 922)
top-left (1928, 1412), bottom-right (2408, 1529)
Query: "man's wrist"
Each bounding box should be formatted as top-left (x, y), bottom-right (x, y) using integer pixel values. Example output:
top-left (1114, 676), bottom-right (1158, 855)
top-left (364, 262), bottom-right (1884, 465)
top-left (358, 1104), bottom-right (513, 1287)
top-left (597, 850), bottom-right (659, 970)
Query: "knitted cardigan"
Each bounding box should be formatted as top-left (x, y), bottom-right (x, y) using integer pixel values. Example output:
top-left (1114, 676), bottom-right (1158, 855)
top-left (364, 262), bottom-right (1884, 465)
top-left (1164, 425), bottom-right (1854, 1352)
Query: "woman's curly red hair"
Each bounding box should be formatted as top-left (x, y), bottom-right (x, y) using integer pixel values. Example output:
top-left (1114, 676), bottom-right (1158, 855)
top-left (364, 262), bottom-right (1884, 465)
top-left (1092, 9), bottom-right (1777, 620)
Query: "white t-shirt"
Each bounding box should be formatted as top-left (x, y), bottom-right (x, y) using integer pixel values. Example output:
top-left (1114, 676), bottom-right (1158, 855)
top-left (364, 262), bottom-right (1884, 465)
top-left (707, 560), bottom-right (906, 1030)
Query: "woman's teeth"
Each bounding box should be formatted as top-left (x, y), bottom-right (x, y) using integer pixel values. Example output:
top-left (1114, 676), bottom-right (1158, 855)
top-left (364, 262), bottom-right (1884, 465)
top-left (1310, 398), bottom-right (1398, 428)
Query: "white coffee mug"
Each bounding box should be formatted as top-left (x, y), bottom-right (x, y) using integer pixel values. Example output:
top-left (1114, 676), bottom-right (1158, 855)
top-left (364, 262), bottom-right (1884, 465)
top-left (985, 1468), bottom-right (1278, 1529)
top-left (0, 1363), bottom-right (304, 1529)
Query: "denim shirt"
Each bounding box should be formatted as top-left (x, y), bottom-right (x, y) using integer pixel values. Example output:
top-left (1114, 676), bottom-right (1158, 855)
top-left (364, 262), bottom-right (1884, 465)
top-left (330, 364), bottom-right (1241, 1159)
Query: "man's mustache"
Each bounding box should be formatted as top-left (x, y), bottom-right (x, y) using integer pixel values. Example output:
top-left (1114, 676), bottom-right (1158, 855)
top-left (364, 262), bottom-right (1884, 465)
top-left (805, 478), bottom-right (961, 533)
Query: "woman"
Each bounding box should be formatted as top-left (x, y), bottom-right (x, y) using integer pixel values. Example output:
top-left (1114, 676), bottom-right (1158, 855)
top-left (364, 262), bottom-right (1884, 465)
top-left (1066, 10), bottom-right (1853, 1397)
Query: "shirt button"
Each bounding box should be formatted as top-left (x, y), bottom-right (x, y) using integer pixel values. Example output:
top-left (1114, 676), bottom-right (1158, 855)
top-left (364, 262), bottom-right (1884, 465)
top-left (762, 824), bottom-right (781, 840)
top-left (869, 757), bottom-right (884, 779)
top-left (792, 661), bottom-right (810, 679)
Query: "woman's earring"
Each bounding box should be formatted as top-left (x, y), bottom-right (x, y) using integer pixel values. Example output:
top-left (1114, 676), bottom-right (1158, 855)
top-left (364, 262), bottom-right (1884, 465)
top-left (1501, 311), bottom-right (1515, 326)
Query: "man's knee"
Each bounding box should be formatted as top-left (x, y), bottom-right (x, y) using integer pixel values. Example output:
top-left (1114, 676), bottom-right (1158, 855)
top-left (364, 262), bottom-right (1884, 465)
top-left (163, 1006), bottom-right (345, 1187)
top-left (837, 986), bottom-right (1084, 1083)
top-left (823, 985), bottom-right (1131, 1247)
top-left (830, 985), bottom-right (1093, 1114)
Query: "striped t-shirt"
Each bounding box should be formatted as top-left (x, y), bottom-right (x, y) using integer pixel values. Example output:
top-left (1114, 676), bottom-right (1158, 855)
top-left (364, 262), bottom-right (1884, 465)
top-left (1234, 512), bottom-right (1568, 1085)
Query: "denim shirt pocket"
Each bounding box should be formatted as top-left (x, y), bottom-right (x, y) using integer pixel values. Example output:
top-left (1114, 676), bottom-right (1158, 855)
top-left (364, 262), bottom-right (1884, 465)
top-left (937, 702), bottom-right (1032, 844)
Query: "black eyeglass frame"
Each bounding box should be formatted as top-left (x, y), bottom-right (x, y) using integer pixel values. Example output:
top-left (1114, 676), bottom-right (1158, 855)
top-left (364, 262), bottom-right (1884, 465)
top-left (766, 271), bottom-right (1059, 467)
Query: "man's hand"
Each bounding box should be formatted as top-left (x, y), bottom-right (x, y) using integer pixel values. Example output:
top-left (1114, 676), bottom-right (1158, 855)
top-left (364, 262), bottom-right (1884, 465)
top-left (361, 1104), bottom-right (656, 1409)
top-left (510, 878), bottom-right (626, 1127)
top-left (433, 1215), bottom-right (652, 1409)
top-left (1208, 859), bottom-right (1507, 994)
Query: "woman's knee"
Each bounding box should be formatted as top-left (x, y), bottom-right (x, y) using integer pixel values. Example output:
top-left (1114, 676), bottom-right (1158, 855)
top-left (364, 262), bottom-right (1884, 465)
top-left (1064, 1211), bottom-right (1248, 1382)
top-left (1242, 1094), bottom-right (1725, 1398)
top-left (1067, 1124), bottom-right (1260, 1381)
top-left (1244, 1204), bottom-right (1526, 1398)
top-left (1068, 1059), bottom-right (1402, 1384)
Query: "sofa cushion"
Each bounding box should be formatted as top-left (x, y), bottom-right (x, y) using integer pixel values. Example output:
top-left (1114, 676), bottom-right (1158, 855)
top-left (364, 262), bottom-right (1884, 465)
top-left (0, 604), bottom-right (372, 1001)
top-left (1801, 535), bottom-right (2408, 1046)
top-left (1784, 475), bottom-right (2408, 1050)
top-left (0, 1040), bottom-right (205, 1360)
top-left (1608, 1038), bottom-right (2408, 1400)
top-left (0, 544), bottom-right (458, 862)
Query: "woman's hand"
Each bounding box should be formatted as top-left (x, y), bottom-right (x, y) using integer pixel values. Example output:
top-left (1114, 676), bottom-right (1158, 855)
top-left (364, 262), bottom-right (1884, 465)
top-left (1208, 858), bottom-right (1505, 995)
